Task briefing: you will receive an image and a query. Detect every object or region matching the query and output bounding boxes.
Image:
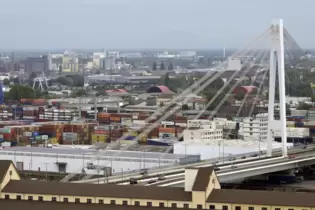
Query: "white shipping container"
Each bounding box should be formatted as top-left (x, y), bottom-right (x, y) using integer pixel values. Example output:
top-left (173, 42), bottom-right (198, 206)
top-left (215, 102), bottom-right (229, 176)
top-left (63, 132), bottom-right (78, 140)
top-left (24, 132), bottom-right (32, 137)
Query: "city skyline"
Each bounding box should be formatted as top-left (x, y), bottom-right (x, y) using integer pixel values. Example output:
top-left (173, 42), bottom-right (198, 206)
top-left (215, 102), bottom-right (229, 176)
top-left (0, 0), bottom-right (314, 50)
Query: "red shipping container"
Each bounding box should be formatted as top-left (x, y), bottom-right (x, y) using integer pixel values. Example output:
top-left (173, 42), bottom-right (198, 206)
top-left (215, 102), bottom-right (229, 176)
top-left (94, 130), bottom-right (109, 135)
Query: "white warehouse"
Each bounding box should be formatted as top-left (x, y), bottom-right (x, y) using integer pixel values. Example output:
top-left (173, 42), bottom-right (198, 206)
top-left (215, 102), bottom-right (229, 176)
top-left (174, 139), bottom-right (293, 160)
top-left (0, 147), bottom-right (200, 175)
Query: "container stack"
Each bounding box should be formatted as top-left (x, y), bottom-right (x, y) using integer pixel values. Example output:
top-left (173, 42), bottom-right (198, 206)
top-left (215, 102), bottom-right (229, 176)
top-left (158, 127), bottom-right (176, 138)
top-left (304, 121), bottom-right (315, 137)
top-left (148, 127), bottom-right (159, 139)
top-left (97, 112), bottom-right (110, 124)
top-left (287, 121), bottom-right (295, 128)
top-left (63, 123), bottom-right (93, 145)
top-left (291, 110), bottom-right (307, 118)
top-left (12, 107), bottom-right (23, 120)
top-left (0, 127), bottom-right (15, 145)
top-left (20, 99), bottom-right (33, 105)
top-left (120, 114), bottom-right (133, 127)
top-left (0, 108), bottom-right (14, 120)
top-left (295, 121), bottom-right (305, 128)
top-left (22, 107), bottom-right (38, 120)
top-left (32, 99), bottom-right (47, 106)
top-left (39, 109), bottom-right (77, 121)
top-left (109, 114), bottom-right (121, 125)
top-left (92, 125), bottom-right (110, 143)
top-left (110, 125), bottom-right (123, 141)
top-left (175, 116), bottom-right (188, 127)
top-left (1, 125), bottom-right (41, 146)
top-left (123, 129), bottom-right (138, 140)
top-left (307, 109), bottom-right (315, 120)
top-left (287, 116), bottom-right (305, 122)
top-left (39, 123), bottom-right (64, 144)
top-left (273, 128), bottom-right (310, 138)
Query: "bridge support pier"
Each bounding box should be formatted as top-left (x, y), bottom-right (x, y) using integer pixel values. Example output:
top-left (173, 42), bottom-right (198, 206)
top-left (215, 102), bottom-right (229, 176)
top-left (267, 19), bottom-right (287, 157)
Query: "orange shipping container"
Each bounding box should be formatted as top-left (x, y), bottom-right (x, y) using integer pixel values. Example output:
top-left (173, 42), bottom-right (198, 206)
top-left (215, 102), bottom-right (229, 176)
top-left (98, 113), bottom-right (111, 118)
top-left (159, 127), bottom-right (175, 133)
top-left (110, 117), bottom-right (121, 121)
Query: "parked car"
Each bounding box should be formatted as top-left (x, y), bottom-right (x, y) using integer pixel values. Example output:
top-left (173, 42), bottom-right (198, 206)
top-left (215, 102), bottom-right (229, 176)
top-left (228, 156), bottom-right (236, 161)
top-left (140, 169), bottom-right (148, 176)
top-left (158, 175), bottom-right (166, 180)
top-left (148, 179), bottom-right (156, 184)
top-left (129, 178), bottom-right (138, 184)
top-left (231, 164), bottom-right (237, 169)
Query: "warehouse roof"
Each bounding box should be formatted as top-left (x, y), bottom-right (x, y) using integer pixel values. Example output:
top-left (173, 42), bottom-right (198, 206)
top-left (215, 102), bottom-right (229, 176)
top-left (207, 189), bottom-right (315, 207)
top-left (192, 167), bottom-right (214, 191)
top-left (146, 86), bottom-right (172, 94)
top-left (0, 147), bottom-right (192, 160)
top-left (0, 160), bottom-right (12, 182)
top-left (3, 180), bottom-right (192, 201)
top-left (0, 199), bottom-right (189, 210)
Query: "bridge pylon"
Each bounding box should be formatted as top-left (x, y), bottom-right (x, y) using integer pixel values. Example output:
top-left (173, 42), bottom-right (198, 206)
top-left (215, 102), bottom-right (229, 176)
top-left (267, 19), bottom-right (287, 157)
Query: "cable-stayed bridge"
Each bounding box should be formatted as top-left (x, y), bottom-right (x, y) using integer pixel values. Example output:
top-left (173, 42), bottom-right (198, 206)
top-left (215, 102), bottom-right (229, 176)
top-left (70, 19), bottom-right (313, 185)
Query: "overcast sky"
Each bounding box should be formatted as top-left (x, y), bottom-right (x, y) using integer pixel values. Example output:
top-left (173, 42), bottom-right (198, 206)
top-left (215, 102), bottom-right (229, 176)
top-left (0, 0), bottom-right (314, 50)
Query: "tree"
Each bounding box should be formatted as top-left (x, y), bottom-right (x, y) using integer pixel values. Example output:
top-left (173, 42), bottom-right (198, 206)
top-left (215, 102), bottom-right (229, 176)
top-left (59, 65), bottom-right (63, 76)
top-left (152, 62), bottom-right (158, 71)
top-left (70, 89), bottom-right (86, 97)
top-left (160, 62), bottom-right (165, 70)
top-left (235, 91), bottom-right (245, 101)
top-left (164, 73), bottom-right (170, 87)
top-left (2, 78), bottom-right (10, 86)
top-left (56, 76), bottom-right (73, 86)
top-left (5, 85), bottom-right (35, 100)
top-left (159, 102), bottom-right (165, 107)
top-left (168, 62), bottom-right (174, 70)
top-left (69, 75), bottom-right (85, 87)
top-left (204, 88), bottom-right (229, 110)
top-left (182, 104), bottom-right (189, 110)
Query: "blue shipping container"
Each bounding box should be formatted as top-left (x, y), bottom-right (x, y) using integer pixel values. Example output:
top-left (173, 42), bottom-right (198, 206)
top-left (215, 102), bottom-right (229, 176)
top-left (32, 132), bottom-right (39, 137)
top-left (295, 122), bottom-right (304, 127)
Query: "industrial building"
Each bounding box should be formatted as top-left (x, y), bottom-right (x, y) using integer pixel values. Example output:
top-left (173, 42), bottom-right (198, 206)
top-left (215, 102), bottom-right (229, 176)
top-left (173, 139), bottom-right (290, 160)
top-left (1, 159), bottom-right (315, 209)
top-left (0, 147), bottom-right (200, 175)
top-left (24, 55), bottom-right (52, 73)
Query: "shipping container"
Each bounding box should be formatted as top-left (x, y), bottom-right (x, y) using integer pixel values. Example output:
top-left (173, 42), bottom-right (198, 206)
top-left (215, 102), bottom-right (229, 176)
top-left (94, 130), bottom-right (110, 135)
top-left (121, 117), bottom-right (132, 126)
top-left (91, 134), bottom-right (107, 143)
top-left (295, 122), bottom-right (304, 127)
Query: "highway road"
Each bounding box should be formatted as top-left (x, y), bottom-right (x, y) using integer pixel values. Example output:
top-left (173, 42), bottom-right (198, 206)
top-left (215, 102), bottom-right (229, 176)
top-left (78, 145), bottom-right (314, 185)
top-left (73, 149), bottom-right (275, 184)
top-left (148, 150), bottom-right (315, 187)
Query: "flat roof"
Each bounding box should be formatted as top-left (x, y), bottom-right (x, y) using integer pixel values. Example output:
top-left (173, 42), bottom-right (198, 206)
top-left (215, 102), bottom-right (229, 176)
top-left (1, 147), bottom-right (190, 160)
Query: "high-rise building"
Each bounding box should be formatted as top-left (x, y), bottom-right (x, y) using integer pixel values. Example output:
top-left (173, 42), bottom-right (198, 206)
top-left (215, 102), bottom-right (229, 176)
top-left (24, 55), bottom-right (51, 73)
top-left (101, 57), bottom-right (116, 70)
top-left (62, 52), bottom-right (79, 72)
top-left (92, 52), bottom-right (105, 69)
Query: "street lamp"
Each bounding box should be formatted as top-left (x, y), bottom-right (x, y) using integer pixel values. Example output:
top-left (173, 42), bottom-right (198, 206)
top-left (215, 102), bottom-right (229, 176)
top-left (121, 168), bottom-right (124, 181)
top-left (44, 163), bottom-right (48, 181)
top-left (218, 141), bottom-right (221, 161)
